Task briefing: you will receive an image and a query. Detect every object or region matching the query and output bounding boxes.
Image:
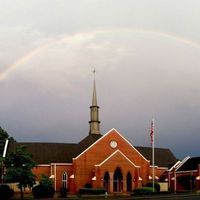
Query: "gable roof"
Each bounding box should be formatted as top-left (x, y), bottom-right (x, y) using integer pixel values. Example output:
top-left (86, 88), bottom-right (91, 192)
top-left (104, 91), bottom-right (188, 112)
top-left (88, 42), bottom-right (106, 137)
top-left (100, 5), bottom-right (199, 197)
top-left (7, 142), bottom-right (78, 164)
top-left (74, 128), bottom-right (149, 161)
top-left (177, 157), bottom-right (200, 171)
top-left (135, 146), bottom-right (177, 168)
top-left (6, 130), bottom-right (177, 168)
top-left (78, 134), bottom-right (103, 154)
top-left (7, 134), bottom-right (103, 164)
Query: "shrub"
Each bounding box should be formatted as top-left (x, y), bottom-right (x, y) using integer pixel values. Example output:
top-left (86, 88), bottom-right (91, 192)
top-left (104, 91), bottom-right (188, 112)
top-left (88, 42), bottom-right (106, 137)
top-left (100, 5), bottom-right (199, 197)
top-left (32, 184), bottom-right (55, 198)
top-left (0, 184), bottom-right (14, 200)
top-left (84, 182), bottom-right (92, 188)
top-left (146, 182), bottom-right (160, 193)
top-left (32, 175), bottom-right (55, 198)
top-left (79, 188), bottom-right (106, 195)
top-left (133, 187), bottom-right (154, 195)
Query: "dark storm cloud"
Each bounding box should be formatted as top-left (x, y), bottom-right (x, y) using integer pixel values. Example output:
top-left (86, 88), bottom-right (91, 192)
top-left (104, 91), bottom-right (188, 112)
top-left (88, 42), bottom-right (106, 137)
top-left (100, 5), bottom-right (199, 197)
top-left (0, 0), bottom-right (200, 159)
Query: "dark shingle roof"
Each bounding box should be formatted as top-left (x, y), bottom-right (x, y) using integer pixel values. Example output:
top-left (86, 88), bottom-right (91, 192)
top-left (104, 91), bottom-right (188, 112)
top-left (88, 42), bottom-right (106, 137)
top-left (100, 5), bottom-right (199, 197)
top-left (7, 134), bottom-right (103, 164)
top-left (7, 142), bottom-right (78, 164)
top-left (177, 157), bottom-right (200, 171)
top-left (7, 135), bottom-right (176, 168)
top-left (78, 134), bottom-right (103, 153)
top-left (135, 146), bottom-right (177, 168)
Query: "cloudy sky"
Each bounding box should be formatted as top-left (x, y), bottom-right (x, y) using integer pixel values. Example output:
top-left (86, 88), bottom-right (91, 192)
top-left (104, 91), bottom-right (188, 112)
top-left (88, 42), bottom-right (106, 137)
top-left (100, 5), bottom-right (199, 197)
top-left (0, 0), bottom-right (200, 159)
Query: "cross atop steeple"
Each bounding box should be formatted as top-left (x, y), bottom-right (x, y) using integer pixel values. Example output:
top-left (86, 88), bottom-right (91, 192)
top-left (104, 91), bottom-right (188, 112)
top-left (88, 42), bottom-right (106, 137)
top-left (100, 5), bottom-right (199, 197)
top-left (89, 68), bottom-right (100, 135)
top-left (92, 68), bottom-right (96, 77)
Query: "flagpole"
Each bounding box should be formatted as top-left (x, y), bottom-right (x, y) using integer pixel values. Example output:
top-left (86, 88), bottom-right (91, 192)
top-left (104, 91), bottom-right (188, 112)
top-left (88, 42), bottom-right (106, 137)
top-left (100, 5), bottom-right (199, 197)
top-left (151, 119), bottom-right (155, 193)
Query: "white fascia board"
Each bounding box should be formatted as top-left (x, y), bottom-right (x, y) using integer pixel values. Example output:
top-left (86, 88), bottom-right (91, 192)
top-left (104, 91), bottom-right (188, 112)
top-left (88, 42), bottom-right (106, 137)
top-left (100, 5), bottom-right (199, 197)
top-left (74, 128), bottom-right (150, 163)
top-left (95, 149), bottom-right (140, 168)
top-left (176, 170), bottom-right (197, 174)
top-left (168, 161), bottom-right (181, 172)
top-left (175, 156), bottom-right (190, 172)
top-left (50, 163), bottom-right (72, 166)
top-left (150, 165), bottom-right (158, 168)
top-left (157, 167), bottom-right (168, 170)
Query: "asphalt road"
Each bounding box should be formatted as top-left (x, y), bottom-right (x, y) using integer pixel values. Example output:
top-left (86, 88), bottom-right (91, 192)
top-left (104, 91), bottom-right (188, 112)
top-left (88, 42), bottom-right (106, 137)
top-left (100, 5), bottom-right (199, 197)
top-left (76, 194), bottom-right (200, 200)
top-left (107, 194), bottom-right (200, 200)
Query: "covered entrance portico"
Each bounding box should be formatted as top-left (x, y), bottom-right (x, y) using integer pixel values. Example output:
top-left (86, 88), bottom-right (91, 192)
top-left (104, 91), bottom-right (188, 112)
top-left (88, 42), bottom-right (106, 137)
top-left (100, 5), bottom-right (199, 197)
top-left (94, 149), bottom-right (141, 193)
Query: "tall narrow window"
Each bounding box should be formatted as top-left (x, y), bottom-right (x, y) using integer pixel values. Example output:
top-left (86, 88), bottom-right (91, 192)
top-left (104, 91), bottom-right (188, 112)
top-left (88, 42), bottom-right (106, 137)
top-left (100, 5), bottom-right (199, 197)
top-left (113, 167), bottom-right (123, 192)
top-left (126, 172), bottom-right (132, 192)
top-left (62, 172), bottom-right (68, 189)
top-left (104, 171), bottom-right (110, 192)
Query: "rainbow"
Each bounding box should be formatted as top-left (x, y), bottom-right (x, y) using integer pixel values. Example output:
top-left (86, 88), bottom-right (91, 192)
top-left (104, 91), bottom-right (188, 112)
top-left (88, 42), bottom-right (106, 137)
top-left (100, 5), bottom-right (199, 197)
top-left (1, 27), bottom-right (200, 81)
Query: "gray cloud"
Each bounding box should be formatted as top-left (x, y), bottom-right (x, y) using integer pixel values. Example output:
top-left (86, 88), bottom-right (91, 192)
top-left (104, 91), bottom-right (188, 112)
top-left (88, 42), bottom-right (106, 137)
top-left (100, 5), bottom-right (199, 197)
top-left (0, 0), bottom-right (200, 159)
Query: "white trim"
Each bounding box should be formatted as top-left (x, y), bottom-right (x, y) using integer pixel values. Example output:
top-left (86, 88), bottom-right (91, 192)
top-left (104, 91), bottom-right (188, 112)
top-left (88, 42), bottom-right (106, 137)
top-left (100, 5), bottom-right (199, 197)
top-left (176, 170), bottom-right (197, 174)
top-left (37, 164), bottom-right (51, 167)
top-left (175, 156), bottom-right (190, 171)
top-left (150, 165), bottom-right (158, 168)
top-left (95, 149), bottom-right (140, 168)
top-left (49, 175), bottom-right (55, 179)
top-left (50, 163), bottom-right (72, 166)
top-left (168, 161), bottom-right (181, 172)
top-left (74, 128), bottom-right (150, 162)
top-left (92, 176), bottom-right (96, 181)
top-left (139, 177), bottom-right (143, 181)
top-left (3, 139), bottom-right (9, 158)
top-left (54, 164), bottom-right (57, 191)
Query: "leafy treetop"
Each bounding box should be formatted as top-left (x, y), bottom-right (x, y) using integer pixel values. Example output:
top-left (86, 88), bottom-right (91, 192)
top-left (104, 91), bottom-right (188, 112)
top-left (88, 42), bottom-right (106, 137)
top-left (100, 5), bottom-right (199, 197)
top-left (4, 145), bottom-right (36, 200)
top-left (0, 126), bottom-right (15, 158)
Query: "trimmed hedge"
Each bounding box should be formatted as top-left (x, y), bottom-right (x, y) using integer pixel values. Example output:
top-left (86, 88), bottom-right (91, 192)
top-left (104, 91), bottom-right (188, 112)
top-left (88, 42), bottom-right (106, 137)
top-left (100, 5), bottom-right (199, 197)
top-left (79, 188), bottom-right (106, 195)
top-left (0, 184), bottom-right (14, 200)
top-left (32, 185), bottom-right (55, 198)
top-left (133, 187), bottom-right (154, 195)
top-left (146, 182), bottom-right (160, 193)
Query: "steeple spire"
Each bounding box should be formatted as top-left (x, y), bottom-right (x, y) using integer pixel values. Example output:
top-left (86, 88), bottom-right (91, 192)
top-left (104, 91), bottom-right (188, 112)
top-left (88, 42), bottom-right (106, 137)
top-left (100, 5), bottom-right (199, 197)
top-left (89, 68), bottom-right (100, 135)
top-left (92, 69), bottom-right (97, 106)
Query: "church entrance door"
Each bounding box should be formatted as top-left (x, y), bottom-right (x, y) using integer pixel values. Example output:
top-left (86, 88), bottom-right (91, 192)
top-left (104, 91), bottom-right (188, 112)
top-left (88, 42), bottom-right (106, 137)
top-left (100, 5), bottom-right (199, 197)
top-left (113, 167), bottom-right (123, 192)
top-left (103, 171), bottom-right (110, 192)
top-left (126, 172), bottom-right (132, 192)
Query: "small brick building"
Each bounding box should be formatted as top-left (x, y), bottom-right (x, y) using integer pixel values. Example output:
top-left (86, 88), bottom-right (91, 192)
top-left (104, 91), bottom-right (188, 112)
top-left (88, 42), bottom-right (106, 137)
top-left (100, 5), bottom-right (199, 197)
top-left (5, 78), bottom-right (177, 194)
top-left (168, 157), bottom-right (200, 192)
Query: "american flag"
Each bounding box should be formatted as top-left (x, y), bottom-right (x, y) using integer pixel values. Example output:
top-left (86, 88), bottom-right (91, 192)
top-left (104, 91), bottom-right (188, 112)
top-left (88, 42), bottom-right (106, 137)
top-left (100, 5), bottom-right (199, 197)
top-left (150, 119), bottom-right (154, 145)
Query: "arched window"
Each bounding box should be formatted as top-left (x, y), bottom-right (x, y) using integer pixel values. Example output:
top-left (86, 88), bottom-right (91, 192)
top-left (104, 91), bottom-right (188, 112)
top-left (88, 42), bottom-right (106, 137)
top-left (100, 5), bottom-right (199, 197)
top-left (126, 172), bottom-right (132, 192)
top-left (103, 171), bottom-right (110, 192)
top-left (62, 172), bottom-right (68, 189)
top-left (113, 167), bottom-right (123, 192)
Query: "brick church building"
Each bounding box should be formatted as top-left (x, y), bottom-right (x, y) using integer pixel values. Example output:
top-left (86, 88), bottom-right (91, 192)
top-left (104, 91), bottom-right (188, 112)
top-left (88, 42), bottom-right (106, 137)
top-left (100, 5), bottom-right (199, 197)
top-left (5, 77), bottom-right (177, 194)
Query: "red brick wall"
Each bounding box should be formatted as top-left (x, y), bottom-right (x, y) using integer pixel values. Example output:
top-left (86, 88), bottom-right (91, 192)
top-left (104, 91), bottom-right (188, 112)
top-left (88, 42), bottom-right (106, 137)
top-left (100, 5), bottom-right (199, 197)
top-left (54, 165), bottom-right (73, 191)
top-left (32, 164), bottom-right (74, 192)
top-left (32, 165), bottom-right (50, 181)
top-left (73, 129), bottom-right (150, 192)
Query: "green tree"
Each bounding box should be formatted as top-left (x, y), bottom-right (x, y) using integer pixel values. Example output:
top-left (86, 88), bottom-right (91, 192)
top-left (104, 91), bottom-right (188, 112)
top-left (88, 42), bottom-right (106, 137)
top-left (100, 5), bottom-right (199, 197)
top-left (0, 126), bottom-right (15, 184)
top-left (0, 126), bottom-right (15, 156)
top-left (4, 145), bottom-right (36, 200)
top-left (39, 174), bottom-right (53, 188)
